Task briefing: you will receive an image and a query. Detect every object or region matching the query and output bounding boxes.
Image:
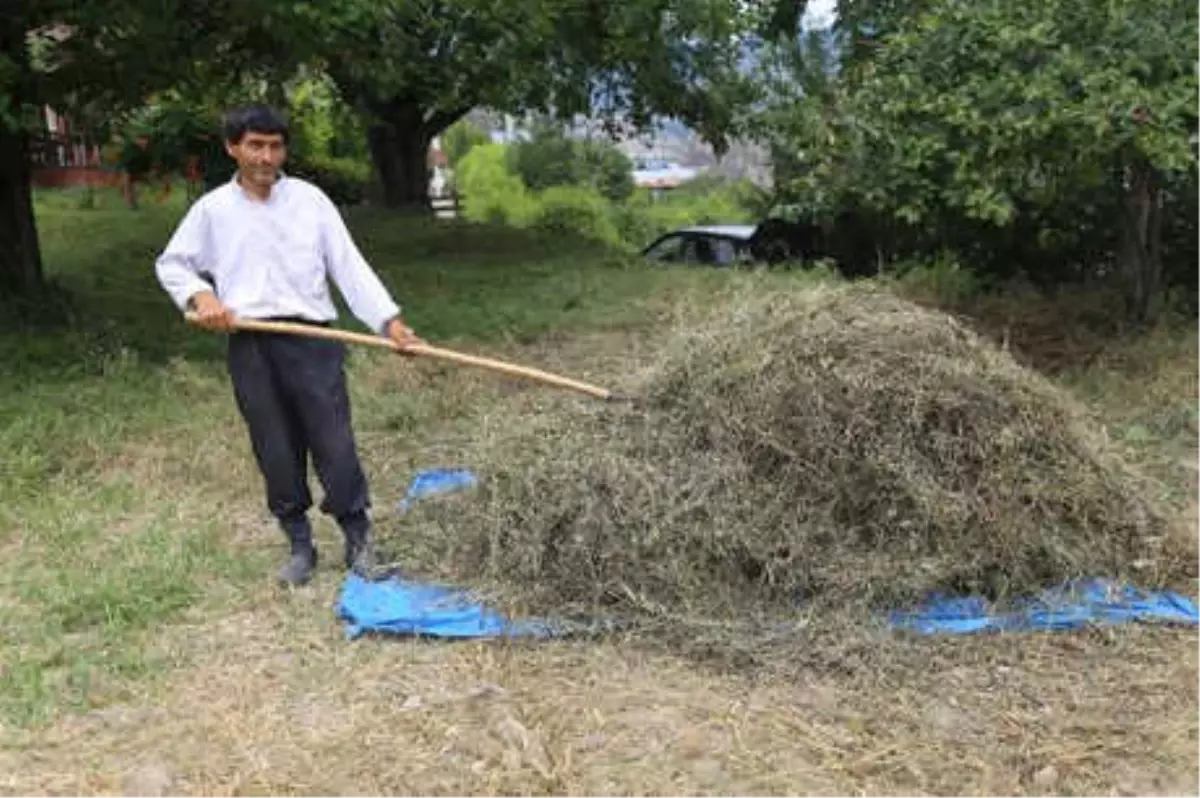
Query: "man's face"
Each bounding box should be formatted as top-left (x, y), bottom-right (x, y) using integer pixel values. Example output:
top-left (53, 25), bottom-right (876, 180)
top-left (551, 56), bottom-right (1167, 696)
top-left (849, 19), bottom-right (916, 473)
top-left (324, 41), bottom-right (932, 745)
top-left (225, 131), bottom-right (287, 188)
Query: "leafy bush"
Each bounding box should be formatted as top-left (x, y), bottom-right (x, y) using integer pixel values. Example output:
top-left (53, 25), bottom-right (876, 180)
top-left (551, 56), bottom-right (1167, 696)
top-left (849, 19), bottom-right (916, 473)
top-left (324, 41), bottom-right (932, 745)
top-left (579, 140), bottom-right (635, 201)
top-left (887, 253), bottom-right (983, 306)
top-left (509, 126), bottom-right (635, 202)
top-left (287, 154), bottom-right (372, 206)
top-left (671, 174), bottom-right (769, 214)
top-left (454, 139), bottom-right (759, 252)
top-left (533, 185), bottom-right (622, 246)
top-left (442, 119), bottom-right (491, 168)
top-left (508, 127), bottom-right (582, 193)
top-left (457, 143), bottom-right (540, 226)
top-left (288, 74), bottom-right (369, 163)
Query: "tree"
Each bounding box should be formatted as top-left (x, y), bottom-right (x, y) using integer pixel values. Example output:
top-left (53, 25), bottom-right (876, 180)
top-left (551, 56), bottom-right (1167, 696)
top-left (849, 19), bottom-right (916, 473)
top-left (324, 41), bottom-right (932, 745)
top-left (764, 0), bottom-right (1197, 321)
top-left (1, 0), bottom-right (284, 293)
top-left (831, 0), bottom-right (929, 67)
top-left (508, 122), bottom-right (634, 201)
top-left (509, 122), bottom-right (585, 193)
top-left (277, 0), bottom-right (765, 209)
top-left (0, 11), bottom-right (43, 293)
top-left (579, 139), bottom-right (634, 202)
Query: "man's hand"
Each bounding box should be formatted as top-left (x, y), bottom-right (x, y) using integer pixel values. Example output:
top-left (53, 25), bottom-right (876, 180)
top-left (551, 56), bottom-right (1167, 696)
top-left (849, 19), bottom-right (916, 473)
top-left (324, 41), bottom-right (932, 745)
top-left (189, 291), bottom-right (236, 332)
top-left (385, 317), bottom-right (425, 354)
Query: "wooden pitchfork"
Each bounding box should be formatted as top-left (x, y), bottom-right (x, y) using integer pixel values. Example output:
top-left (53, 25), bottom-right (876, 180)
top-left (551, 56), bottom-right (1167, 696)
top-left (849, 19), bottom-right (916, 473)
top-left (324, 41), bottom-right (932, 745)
top-left (184, 312), bottom-right (618, 401)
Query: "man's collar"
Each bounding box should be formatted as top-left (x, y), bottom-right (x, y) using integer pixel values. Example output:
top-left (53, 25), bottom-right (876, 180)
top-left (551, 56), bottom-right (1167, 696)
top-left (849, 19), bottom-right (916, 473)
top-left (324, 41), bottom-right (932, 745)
top-left (231, 170), bottom-right (286, 201)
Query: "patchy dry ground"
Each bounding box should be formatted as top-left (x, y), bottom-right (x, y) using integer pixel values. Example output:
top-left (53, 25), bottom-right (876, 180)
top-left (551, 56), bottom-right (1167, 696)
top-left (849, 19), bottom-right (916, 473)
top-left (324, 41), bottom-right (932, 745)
top-left (3, 594), bottom-right (1196, 796)
top-left (3, 314), bottom-right (1197, 796)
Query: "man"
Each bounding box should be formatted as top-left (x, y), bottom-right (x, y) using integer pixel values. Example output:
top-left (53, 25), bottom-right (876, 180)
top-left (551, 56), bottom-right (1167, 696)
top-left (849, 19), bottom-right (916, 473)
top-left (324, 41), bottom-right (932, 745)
top-left (154, 104), bottom-right (422, 586)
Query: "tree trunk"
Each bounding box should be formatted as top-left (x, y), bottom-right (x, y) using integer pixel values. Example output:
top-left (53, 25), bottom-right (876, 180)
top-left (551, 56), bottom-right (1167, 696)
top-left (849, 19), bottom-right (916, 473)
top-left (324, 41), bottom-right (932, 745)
top-left (1118, 156), bottom-right (1164, 324)
top-left (0, 15), bottom-right (42, 294)
top-left (0, 123), bottom-right (43, 293)
top-left (367, 102), bottom-right (434, 209)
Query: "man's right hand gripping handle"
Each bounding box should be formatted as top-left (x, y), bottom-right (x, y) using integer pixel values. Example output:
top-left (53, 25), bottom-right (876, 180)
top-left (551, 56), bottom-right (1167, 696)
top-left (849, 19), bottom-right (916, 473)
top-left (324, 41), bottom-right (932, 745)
top-left (187, 290), bottom-right (237, 332)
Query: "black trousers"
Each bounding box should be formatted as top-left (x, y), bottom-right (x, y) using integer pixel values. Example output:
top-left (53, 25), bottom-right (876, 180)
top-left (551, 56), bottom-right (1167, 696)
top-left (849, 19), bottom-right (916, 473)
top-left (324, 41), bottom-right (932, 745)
top-left (226, 326), bottom-right (371, 542)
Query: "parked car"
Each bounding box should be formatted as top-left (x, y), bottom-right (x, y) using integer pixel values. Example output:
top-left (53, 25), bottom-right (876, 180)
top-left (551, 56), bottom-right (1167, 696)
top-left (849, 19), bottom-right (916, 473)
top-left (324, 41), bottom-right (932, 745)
top-left (641, 217), bottom-right (848, 271)
top-left (641, 224), bottom-right (759, 267)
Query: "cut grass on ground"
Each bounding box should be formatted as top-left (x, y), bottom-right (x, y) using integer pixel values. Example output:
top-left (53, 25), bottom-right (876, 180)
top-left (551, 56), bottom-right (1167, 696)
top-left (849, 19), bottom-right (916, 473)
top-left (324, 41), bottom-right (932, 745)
top-left (1, 192), bottom-right (1196, 794)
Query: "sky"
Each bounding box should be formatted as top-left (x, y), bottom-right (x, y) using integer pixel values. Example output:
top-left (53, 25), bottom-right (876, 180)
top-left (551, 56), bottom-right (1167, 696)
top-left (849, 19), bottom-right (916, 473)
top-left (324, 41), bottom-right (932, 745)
top-left (802, 0), bottom-right (838, 29)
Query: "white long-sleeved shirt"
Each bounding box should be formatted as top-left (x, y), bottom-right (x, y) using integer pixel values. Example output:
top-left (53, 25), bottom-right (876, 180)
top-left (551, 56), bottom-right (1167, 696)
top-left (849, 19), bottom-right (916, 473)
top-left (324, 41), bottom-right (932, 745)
top-left (155, 173), bottom-right (401, 334)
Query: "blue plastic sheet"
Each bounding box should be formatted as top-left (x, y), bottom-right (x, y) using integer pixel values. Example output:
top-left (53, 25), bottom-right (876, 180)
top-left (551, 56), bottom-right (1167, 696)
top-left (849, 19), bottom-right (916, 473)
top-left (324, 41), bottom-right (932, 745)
top-left (336, 573), bottom-right (553, 640)
top-left (339, 466), bottom-right (550, 640)
top-left (396, 467), bottom-right (478, 513)
top-left (887, 579), bottom-right (1199, 635)
top-left (340, 467), bottom-right (1200, 641)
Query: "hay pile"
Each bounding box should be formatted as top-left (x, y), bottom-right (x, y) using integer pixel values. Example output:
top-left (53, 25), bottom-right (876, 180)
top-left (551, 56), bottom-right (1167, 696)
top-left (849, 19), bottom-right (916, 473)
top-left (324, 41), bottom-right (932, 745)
top-left (400, 283), bottom-right (1183, 635)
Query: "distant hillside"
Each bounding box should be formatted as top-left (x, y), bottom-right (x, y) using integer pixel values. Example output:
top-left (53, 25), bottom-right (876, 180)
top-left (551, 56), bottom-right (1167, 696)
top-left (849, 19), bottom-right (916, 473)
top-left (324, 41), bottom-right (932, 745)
top-left (459, 23), bottom-right (846, 189)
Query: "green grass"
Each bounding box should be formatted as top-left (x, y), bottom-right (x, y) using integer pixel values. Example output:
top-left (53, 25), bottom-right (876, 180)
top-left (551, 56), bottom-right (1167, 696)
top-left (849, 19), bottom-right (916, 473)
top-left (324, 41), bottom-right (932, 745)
top-left (0, 190), bottom-right (747, 728)
top-left (1057, 324), bottom-right (1199, 508)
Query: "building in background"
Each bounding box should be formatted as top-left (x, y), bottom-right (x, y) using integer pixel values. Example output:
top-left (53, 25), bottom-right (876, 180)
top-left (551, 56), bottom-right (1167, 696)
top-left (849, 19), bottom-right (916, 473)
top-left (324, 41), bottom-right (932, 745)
top-left (29, 105), bottom-right (113, 189)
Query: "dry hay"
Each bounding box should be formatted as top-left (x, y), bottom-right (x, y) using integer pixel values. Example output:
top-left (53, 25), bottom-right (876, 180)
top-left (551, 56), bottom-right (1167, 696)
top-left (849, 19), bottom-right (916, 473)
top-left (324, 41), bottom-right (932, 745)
top-left (394, 282), bottom-right (1189, 655)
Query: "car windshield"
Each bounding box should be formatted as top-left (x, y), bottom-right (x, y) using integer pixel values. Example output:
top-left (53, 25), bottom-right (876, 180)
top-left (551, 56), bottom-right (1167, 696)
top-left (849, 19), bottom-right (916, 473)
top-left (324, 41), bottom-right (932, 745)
top-left (644, 234), bottom-right (686, 261)
top-left (646, 234), bottom-right (742, 265)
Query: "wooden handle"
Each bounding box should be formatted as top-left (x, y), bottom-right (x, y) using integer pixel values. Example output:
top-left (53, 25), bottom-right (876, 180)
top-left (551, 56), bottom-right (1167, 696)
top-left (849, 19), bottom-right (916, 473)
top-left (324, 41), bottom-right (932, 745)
top-left (184, 313), bottom-right (615, 400)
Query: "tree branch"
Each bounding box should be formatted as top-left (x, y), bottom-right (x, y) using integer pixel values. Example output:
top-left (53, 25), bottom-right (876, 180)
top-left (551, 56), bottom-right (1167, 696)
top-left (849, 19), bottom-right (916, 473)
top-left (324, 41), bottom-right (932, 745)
top-left (424, 105), bottom-right (474, 136)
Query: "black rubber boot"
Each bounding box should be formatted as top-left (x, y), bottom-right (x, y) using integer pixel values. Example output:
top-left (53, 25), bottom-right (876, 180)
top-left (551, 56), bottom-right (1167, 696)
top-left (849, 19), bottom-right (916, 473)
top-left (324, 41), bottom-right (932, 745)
top-left (340, 512), bottom-right (377, 578)
top-left (278, 517), bottom-right (318, 586)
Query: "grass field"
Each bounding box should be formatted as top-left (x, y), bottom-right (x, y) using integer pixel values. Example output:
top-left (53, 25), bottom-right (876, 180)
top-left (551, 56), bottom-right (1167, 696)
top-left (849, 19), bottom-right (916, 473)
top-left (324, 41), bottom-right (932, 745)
top-left (1, 187), bottom-right (1196, 795)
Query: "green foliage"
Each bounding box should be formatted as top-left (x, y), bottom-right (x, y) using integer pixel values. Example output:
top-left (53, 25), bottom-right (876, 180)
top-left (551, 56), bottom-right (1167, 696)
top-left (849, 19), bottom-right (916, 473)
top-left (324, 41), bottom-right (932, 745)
top-left (760, 0), bottom-right (1198, 316)
top-left (2, 0), bottom-right (310, 287)
top-left (101, 70), bottom-right (372, 200)
top-left (456, 143), bottom-right (539, 226)
top-left (286, 72), bottom-right (367, 162)
top-left (456, 139), bottom-right (759, 251)
top-left (451, 136), bottom-right (763, 250)
top-left (613, 182), bottom-right (758, 249)
top-left (885, 253), bottom-right (983, 305)
top-left (287, 153), bottom-right (372, 206)
top-left (533, 184), bottom-right (622, 246)
top-left (110, 101), bottom-right (213, 177)
top-left (442, 119), bottom-right (490, 168)
top-left (279, 0), bottom-right (763, 150)
top-left (508, 126), bottom-right (634, 202)
top-left (509, 126), bottom-right (583, 193)
top-left (838, 0), bottom-right (1196, 226)
top-left (8, 1), bottom-right (293, 135)
top-left (578, 139), bottom-right (635, 202)
top-left (672, 174), bottom-right (770, 215)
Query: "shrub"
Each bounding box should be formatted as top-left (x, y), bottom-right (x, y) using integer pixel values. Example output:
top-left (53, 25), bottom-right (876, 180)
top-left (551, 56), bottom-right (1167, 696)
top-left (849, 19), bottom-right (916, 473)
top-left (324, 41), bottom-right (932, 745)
top-left (533, 185), bottom-right (622, 246)
top-left (886, 253), bottom-right (985, 307)
top-left (442, 119), bottom-right (490, 168)
top-left (579, 140), bottom-right (635, 202)
top-left (457, 144), bottom-right (540, 226)
top-left (509, 126), bottom-right (635, 202)
top-left (509, 128), bottom-right (581, 192)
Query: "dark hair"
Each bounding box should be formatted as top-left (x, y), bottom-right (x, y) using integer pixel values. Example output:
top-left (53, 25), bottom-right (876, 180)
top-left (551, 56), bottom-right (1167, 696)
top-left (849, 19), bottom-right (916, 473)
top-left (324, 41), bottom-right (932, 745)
top-left (222, 104), bottom-right (290, 144)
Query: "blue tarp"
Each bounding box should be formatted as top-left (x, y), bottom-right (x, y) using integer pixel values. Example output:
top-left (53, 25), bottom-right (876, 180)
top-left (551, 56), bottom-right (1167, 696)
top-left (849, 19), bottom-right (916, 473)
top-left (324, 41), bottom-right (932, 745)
top-left (886, 579), bottom-right (1199, 635)
top-left (396, 467), bottom-right (478, 513)
top-left (336, 573), bottom-right (553, 640)
top-left (337, 467), bottom-right (1200, 640)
